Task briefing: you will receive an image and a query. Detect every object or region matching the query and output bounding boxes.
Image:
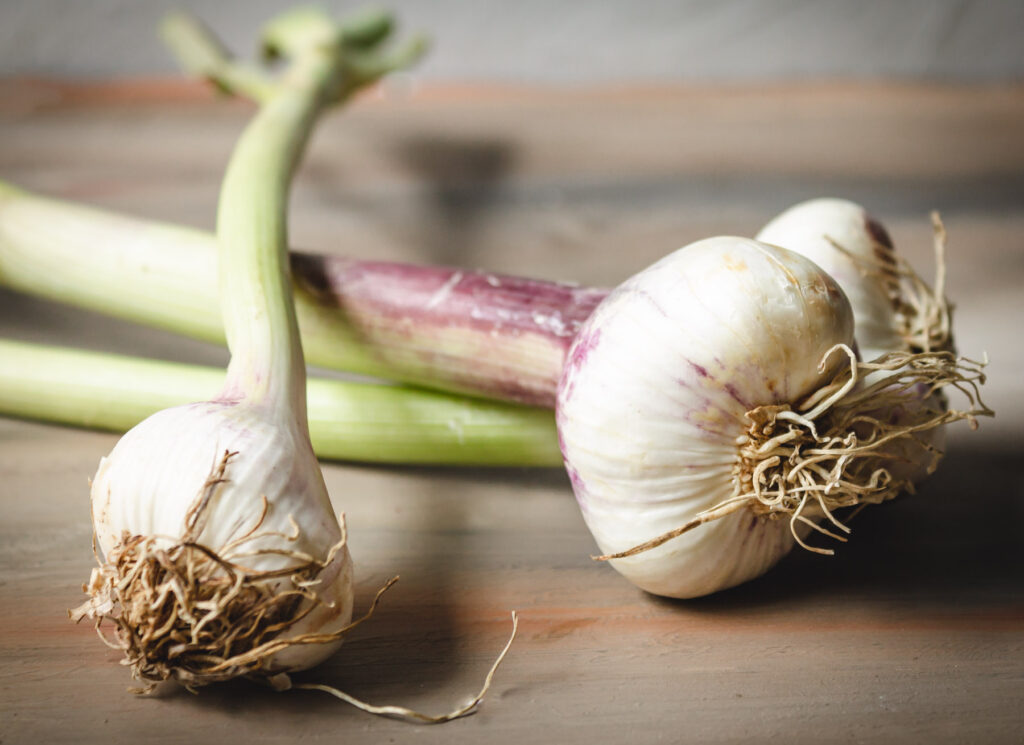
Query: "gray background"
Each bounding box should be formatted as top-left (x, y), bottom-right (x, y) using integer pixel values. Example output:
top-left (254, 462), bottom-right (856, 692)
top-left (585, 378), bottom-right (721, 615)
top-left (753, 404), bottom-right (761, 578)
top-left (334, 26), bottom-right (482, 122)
top-left (1, 0), bottom-right (1023, 83)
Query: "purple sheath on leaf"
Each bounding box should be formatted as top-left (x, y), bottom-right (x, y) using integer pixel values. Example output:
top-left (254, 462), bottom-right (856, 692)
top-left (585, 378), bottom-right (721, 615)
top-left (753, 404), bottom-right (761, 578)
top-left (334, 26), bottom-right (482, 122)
top-left (291, 254), bottom-right (607, 406)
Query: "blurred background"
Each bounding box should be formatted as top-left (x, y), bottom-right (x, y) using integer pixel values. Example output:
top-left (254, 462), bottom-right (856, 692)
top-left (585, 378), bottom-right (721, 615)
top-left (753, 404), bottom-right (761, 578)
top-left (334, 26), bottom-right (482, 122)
top-left (1, 0), bottom-right (1023, 83)
top-left (1, 4), bottom-right (1023, 744)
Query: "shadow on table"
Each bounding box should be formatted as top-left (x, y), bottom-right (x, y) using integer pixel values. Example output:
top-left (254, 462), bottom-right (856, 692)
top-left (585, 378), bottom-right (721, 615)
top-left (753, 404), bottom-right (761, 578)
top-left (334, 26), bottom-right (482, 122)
top-left (392, 135), bottom-right (517, 268)
top-left (306, 132), bottom-right (518, 270)
top-left (648, 442), bottom-right (1024, 616)
top-left (172, 469), bottom-right (539, 720)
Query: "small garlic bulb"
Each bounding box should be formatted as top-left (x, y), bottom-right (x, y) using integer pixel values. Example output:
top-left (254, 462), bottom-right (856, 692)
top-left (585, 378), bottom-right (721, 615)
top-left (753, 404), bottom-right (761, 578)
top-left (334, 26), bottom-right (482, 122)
top-left (85, 402), bottom-right (354, 684)
top-left (756, 198), bottom-right (952, 484)
top-left (557, 237), bottom-right (854, 598)
top-left (756, 198), bottom-right (905, 361)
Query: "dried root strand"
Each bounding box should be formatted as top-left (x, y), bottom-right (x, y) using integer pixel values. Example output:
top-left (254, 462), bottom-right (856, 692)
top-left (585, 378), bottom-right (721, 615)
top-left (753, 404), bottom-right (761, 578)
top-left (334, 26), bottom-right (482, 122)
top-left (596, 344), bottom-right (992, 562)
top-left (70, 450), bottom-right (362, 692)
top-left (896, 212), bottom-right (953, 354)
top-left (294, 611), bottom-right (520, 723)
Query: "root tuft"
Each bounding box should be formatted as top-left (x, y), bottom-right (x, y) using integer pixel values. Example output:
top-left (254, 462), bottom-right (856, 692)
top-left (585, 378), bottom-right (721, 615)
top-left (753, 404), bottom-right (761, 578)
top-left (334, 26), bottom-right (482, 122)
top-left (596, 346), bottom-right (991, 561)
top-left (71, 450), bottom-right (364, 692)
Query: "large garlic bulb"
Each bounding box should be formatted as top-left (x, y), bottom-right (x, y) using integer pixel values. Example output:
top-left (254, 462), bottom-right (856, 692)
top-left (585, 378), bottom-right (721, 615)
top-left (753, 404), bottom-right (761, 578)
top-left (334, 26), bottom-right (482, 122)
top-left (556, 237), bottom-right (855, 598)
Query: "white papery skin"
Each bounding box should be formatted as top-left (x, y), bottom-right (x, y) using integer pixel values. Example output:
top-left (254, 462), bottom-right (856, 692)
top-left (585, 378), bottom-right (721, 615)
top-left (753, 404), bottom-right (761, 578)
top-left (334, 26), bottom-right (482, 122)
top-left (756, 198), bottom-right (902, 361)
top-left (557, 237), bottom-right (854, 599)
top-left (91, 401), bottom-right (354, 673)
top-left (756, 198), bottom-right (944, 483)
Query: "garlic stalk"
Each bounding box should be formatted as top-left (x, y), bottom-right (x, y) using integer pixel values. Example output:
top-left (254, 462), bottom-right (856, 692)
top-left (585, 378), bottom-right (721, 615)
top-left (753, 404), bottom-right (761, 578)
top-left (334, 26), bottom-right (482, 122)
top-left (556, 237), bottom-right (989, 598)
top-left (0, 339), bottom-right (561, 467)
top-left (0, 179), bottom-right (603, 407)
top-left (70, 6), bottom-right (484, 700)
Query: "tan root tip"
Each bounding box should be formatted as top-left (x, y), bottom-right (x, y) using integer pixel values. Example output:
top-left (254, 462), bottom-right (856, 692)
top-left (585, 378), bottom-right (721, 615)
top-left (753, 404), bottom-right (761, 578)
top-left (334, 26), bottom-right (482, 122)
top-left (294, 610), bottom-right (520, 723)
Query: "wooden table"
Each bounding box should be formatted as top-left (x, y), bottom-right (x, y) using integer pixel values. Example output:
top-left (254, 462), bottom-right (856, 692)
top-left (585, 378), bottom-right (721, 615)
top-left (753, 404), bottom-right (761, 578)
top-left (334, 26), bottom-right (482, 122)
top-left (1, 81), bottom-right (1022, 744)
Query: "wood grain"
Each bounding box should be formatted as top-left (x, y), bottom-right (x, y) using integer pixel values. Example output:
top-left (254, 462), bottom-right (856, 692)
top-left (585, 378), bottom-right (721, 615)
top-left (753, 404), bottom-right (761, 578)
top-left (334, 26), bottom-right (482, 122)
top-left (1, 81), bottom-right (1022, 744)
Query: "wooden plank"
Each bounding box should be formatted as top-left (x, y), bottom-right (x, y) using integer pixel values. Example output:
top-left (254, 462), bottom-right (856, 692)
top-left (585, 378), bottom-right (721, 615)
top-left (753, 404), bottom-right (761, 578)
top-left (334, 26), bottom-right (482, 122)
top-left (1, 82), bottom-right (1022, 744)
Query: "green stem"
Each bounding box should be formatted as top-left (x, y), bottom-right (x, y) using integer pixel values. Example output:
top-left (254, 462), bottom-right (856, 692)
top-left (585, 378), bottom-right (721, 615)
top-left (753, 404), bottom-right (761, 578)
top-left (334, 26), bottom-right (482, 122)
top-left (211, 11), bottom-right (339, 425)
top-left (0, 339), bottom-right (561, 466)
top-left (0, 183), bottom-right (212, 338)
top-left (215, 57), bottom-right (327, 419)
top-left (168, 7), bottom-right (426, 425)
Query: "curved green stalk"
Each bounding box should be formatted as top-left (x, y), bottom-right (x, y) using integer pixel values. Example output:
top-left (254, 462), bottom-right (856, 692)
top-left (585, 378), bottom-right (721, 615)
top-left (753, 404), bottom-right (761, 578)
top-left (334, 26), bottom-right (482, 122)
top-left (213, 26), bottom-right (331, 419)
top-left (169, 7), bottom-right (424, 425)
top-left (0, 339), bottom-right (561, 466)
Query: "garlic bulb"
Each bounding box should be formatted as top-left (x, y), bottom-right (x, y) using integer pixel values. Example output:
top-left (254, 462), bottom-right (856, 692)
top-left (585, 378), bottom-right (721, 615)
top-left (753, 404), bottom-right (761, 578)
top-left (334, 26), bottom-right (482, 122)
top-left (756, 198), bottom-right (905, 361)
top-left (557, 237), bottom-right (853, 598)
top-left (72, 7), bottom-right (421, 690)
top-left (756, 198), bottom-right (954, 358)
top-left (556, 235), bottom-right (987, 599)
top-left (86, 403), bottom-right (354, 682)
top-left (756, 198), bottom-right (955, 484)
